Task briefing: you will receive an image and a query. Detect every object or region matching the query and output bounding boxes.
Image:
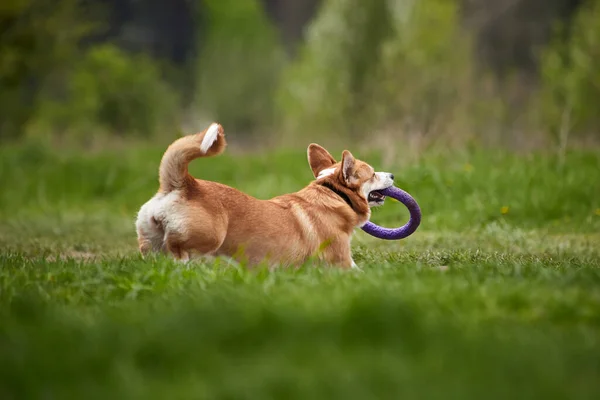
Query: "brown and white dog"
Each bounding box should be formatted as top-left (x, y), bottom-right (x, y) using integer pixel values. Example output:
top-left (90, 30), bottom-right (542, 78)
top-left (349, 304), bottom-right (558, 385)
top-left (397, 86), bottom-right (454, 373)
top-left (135, 123), bottom-right (394, 268)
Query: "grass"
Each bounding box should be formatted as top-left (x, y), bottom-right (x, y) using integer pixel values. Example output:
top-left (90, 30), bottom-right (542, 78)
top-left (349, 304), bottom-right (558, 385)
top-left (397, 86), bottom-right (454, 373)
top-left (0, 141), bottom-right (599, 399)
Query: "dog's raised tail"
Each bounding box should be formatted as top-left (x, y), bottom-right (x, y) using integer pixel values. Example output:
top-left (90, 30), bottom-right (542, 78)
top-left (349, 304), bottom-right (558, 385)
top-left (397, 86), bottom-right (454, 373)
top-left (159, 122), bottom-right (226, 192)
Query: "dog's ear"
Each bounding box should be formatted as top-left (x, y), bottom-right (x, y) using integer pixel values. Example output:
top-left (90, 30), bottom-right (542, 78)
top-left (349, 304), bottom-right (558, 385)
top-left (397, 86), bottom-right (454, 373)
top-left (308, 143), bottom-right (337, 178)
top-left (341, 150), bottom-right (356, 183)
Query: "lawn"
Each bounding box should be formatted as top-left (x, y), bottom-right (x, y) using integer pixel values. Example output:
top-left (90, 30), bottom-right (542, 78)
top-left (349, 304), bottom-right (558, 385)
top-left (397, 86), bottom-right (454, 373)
top-left (0, 141), bottom-right (599, 399)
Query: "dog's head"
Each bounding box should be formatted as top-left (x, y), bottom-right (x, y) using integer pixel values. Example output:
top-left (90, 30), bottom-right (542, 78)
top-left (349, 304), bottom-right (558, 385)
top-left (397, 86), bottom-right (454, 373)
top-left (307, 143), bottom-right (394, 208)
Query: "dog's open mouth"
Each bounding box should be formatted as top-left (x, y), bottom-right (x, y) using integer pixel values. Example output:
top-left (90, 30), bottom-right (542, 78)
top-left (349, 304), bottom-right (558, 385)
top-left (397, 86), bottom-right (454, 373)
top-left (368, 191), bottom-right (386, 204)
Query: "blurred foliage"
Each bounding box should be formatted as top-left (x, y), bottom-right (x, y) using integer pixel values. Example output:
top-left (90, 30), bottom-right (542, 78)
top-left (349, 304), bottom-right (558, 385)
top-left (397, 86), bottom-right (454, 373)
top-left (276, 0), bottom-right (492, 143)
top-left (275, 0), bottom-right (393, 137)
top-left (374, 0), bottom-right (475, 137)
top-left (0, 0), bottom-right (180, 142)
top-left (0, 0), bottom-right (98, 140)
top-left (29, 44), bottom-right (180, 140)
top-left (0, 0), bottom-right (599, 147)
top-left (537, 0), bottom-right (600, 143)
top-left (276, 0), bottom-right (600, 147)
top-left (194, 0), bottom-right (286, 134)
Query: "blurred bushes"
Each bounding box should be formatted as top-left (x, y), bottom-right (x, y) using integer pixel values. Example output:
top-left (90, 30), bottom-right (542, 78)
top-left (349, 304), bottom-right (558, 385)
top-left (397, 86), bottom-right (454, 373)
top-left (1, 0), bottom-right (599, 147)
top-left (373, 0), bottom-right (475, 137)
top-left (275, 0), bottom-right (393, 137)
top-left (30, 45), bottom-right (179, 139)
top-left (194, 0), bottom-right (286, 134)
top-left (276, 0), bottom-right (490, 144)
top-left (0, 0), bottom-right (97, 140)
top-left (537, 0), bottom-right (600, 145)
top-left (0, 0), bottom-right (180, 142)
top-left (276, 0), bottom-right (599, 147)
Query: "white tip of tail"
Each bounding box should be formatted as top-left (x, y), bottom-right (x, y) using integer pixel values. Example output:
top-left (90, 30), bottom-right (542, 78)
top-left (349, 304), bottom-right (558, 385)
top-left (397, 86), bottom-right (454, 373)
top-left (200, 123), bottom-right (221, 153)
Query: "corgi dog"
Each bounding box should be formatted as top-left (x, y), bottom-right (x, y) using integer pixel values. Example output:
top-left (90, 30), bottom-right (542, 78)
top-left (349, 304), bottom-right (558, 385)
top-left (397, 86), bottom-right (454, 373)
top-left (135, 123), bottom-right (394, 268)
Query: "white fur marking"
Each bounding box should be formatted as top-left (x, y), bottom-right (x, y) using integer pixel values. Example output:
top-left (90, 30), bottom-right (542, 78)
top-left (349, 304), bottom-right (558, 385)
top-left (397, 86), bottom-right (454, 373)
top-left (362, 171), bottom-right (394, 206)
top-left (349, 234), bottom-right (362, 271)
top-left (135, 191), bottom-right (188, 252)
top-left (200, 123), bottom-right (220, 153)
top-left (291, 203), bottom-right (318, 245)
top-left (317, 167), bottom-right (336, 179)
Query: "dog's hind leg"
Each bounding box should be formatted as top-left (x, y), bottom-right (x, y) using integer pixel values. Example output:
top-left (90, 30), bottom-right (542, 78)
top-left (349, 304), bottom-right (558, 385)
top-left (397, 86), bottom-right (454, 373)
top-left (136, 214), bottom-right (165, 257)
top-left (138, 235), bottom-right (153, 256)
top-left (164, 213), bottom-right (227, 261)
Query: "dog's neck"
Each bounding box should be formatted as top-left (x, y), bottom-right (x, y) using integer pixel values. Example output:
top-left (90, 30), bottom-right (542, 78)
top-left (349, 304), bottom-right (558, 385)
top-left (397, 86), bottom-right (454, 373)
top-left (318, 181), bottom-right (356, 211)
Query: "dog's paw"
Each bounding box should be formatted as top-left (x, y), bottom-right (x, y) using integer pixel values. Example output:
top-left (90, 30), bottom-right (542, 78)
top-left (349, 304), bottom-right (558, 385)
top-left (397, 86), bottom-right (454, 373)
top-left (351, 260), bottom-right (364, 272)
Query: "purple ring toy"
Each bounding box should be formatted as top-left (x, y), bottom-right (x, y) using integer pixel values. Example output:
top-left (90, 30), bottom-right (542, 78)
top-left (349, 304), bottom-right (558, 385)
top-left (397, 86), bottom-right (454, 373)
top-left (361, 186), bottom-right (421, 240)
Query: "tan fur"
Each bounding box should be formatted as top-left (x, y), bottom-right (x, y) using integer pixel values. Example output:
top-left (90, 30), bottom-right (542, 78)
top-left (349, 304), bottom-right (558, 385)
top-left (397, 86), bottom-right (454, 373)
top-left (135, 123), bottom-right (393, 269)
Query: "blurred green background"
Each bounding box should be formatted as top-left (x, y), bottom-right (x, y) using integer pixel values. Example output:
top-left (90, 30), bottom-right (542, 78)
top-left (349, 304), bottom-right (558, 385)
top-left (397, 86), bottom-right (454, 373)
top-left (2, 0), bottom-right (599, 149)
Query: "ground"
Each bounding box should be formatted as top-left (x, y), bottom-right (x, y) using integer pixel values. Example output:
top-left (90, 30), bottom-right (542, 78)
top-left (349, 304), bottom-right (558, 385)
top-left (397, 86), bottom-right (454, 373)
top-left (0, 141), bottom-right (599, 399)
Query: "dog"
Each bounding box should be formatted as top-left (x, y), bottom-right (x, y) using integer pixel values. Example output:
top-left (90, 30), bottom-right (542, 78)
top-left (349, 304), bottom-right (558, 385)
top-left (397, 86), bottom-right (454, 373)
top-left (135, 123), bottom-right (394, 268)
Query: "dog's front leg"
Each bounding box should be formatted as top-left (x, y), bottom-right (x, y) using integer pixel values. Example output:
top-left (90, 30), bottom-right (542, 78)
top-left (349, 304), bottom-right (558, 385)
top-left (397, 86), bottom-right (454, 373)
top-left (323, 239), bottom-right (355, 269)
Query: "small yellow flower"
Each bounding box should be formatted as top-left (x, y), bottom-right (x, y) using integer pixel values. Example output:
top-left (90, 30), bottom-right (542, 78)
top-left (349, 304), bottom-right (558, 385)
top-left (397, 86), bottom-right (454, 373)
top-left (500, 206), bottom-right (509, 215)
top-left (463, 163), bottom-right (473, 172)
top-left (595, 208), bottom-right (600, 216)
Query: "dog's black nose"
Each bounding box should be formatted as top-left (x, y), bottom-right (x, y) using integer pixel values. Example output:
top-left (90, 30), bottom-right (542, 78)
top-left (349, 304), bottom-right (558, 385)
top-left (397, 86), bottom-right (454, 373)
top-left (390, 174), bottom-right (395, 180)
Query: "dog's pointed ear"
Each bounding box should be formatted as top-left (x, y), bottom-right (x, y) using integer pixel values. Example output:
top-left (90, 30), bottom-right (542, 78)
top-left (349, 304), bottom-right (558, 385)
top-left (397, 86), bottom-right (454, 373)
top-left (341, 150), bottom-right (356, 183)
top-left (308, 143), bottom-right (336, 178)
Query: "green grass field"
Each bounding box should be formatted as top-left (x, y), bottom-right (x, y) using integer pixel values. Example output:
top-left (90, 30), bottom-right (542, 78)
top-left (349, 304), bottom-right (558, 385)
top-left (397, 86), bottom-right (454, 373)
top-left (1, 141), bottom-right (599, 399)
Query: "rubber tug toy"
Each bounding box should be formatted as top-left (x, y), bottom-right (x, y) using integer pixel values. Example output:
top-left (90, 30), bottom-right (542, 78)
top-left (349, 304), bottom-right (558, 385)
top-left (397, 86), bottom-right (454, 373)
top-left (361, 186), bottom-right (421, 240)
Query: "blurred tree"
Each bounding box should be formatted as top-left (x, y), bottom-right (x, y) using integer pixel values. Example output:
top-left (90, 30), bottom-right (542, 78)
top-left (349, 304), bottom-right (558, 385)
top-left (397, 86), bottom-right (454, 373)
top-left (276, 0), bottom-right (392, 137)
top-left (94, 0), bottom-right (195, 66)
top-left (462, 0), bottom-right (583, 80)
top-left (538, 0), bottom-right (600, 145)
top-left (0, 0), bottom-right (100, 139)
top-left (375, 0), bottom-right (475, 137)
top-left (30, 44), bottom-right (180, 140)
top-left (194, 0), bottom-right (286, 134)
top-left (261, 0), bottom-right (322, 55)
top-left (1, 0), bottom-right (596, 145)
